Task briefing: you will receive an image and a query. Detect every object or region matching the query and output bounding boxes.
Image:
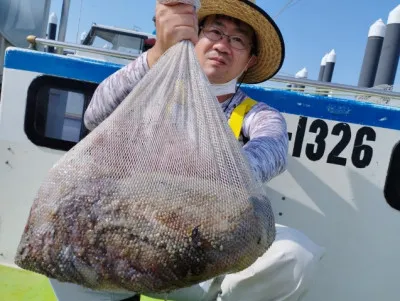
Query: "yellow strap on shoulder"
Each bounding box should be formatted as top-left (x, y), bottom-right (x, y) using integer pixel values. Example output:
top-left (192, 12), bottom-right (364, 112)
top-left (228, 97), bottom-right (257, 140)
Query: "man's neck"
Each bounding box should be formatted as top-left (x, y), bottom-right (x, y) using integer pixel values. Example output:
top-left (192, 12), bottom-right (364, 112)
top-left (217, 93), bottom-right (234, 103)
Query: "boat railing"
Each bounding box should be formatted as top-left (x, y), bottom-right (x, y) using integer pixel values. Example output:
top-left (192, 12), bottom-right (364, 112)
top-left (262, 75), bottom-right (400, 105)
top-left (26, 35), bottom-right (141, 61)
top-left (25, 35), bottom-right (400, 105)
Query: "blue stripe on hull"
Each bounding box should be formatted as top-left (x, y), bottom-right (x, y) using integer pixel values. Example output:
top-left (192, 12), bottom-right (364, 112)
top-left (242, 85), bottom-right (400, 131)
top-left (4, 47), bottom-right (122, 83)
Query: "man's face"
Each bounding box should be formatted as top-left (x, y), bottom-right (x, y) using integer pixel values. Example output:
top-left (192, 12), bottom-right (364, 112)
top-left (195, 15), bottom-right (257, 84)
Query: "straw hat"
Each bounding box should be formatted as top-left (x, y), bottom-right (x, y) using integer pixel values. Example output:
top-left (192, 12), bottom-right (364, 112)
top-left (198, 0), bottom-right (285, 84)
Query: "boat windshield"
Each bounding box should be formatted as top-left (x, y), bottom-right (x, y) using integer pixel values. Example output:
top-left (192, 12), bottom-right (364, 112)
top-left (83, 26), bottom-right (149, 55)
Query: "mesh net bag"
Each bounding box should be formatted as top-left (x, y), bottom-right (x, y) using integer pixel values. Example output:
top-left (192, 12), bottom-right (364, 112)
top-left (14, 0), bottom-right (275, 294)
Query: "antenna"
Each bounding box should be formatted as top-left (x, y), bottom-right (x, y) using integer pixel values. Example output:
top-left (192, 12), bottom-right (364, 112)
top-left (275, 0), bottom-right (302, 18)
top-left (76, 0), bottom-right (84, 43)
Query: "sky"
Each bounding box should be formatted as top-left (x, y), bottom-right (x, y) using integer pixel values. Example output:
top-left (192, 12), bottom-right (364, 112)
top-left (49, 0), bottom-right (400, 88)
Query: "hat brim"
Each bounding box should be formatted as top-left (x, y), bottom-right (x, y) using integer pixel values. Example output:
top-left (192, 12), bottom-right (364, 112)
top-left (198, 0), bottom-right (285, 84)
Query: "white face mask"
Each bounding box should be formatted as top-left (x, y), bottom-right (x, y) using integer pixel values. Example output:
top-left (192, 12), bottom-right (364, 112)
top-left (209, 58), bottom-right (253, 97)
top-left (209, 76), bottom-right (239, 97)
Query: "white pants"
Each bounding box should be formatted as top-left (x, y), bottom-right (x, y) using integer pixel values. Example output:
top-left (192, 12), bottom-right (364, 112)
top-left (50, 224), bottom-right (325, 301)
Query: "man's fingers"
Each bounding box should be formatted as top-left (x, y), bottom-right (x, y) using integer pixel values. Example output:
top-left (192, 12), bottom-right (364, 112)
top-left (194, 13), bottom-right (199, 32)
top-left (190, 34), bottom-right (199, 46)
top-left (158, 0), bottom-right (182, 6)
top-left (174, 26), bottom-right (198, 43)
top-left (151, 1), bottom-right (199, 62)
top-left (162, 2), bottom-right (196, 15)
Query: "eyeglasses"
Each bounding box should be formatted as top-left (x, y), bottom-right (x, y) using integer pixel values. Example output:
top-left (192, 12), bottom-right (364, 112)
top-left (200, 26), bottom-right (252, 51)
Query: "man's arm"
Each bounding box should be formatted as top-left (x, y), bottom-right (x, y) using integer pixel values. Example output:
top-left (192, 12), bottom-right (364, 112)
top-left (242, 103), bottom-right (289, 183)
top-left (84, 52), bottom-right (150, 131)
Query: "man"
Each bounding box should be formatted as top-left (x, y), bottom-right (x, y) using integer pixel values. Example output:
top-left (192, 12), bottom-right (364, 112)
top-left (85, 0), bottom-right (288, 184)
top-left (50, 1), bottom-right (325, 300)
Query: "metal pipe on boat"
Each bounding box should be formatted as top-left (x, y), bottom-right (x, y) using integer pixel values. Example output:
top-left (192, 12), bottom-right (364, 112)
top-left (26, 36), bottom-right (139, 61)
top-left (318, 53), bottom-right (328, 81)
top-left (315, 53), bottom-right (328, 95)
top-left (271, 75), bottom-right (400, 101)
top-left (358, 19), bottom-right (386, 87)
top-left (47, 12), bottom-right (58, 53)
top-left (80, 32), bottom-right (88, 44)
top-left (57, 0), bottom-right (71, 54)
top-left (293, 67), bottom-right (308, 92)
top-left (374, 5), bottom-right (400, 86)
top-left (322, 49), bottom-right (336, 82)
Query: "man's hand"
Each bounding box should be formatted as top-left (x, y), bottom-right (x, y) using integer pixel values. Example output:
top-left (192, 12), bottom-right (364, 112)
top-left (147, 2), bottom-right (199, 68)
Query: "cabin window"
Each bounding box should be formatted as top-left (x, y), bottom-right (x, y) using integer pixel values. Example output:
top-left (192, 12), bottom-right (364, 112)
top-left (38, 88), bottom-right (85, 142)
top-left (25, 76), bottom-right (98, 151)
top-left (83, 26), bottom-right (146, 55)
top-left (384, 142), bottom-right (400, 211)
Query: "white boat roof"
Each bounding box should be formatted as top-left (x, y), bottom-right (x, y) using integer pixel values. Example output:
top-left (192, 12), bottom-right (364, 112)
top-left (89, 23), bottom-right (156, 39)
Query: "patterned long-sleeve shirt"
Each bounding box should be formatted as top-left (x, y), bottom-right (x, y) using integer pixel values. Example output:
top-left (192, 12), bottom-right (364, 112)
top-left (84, 52), bottom-right (289, 183)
